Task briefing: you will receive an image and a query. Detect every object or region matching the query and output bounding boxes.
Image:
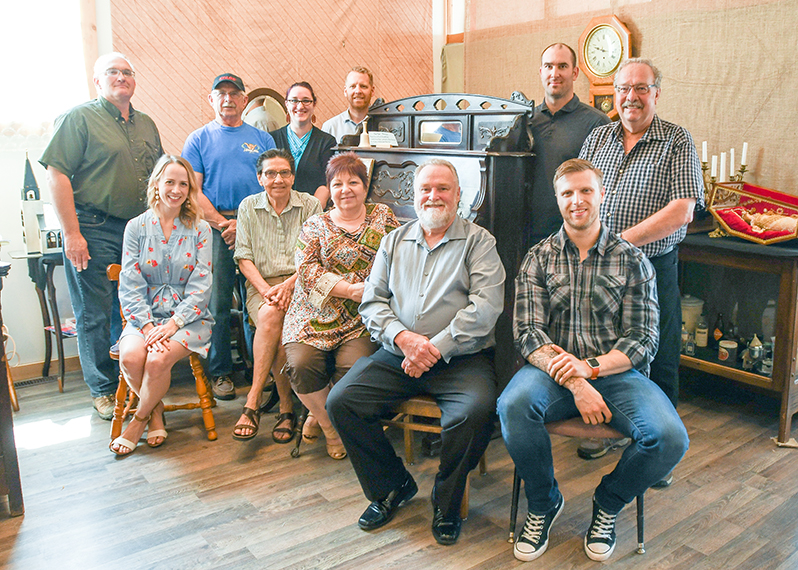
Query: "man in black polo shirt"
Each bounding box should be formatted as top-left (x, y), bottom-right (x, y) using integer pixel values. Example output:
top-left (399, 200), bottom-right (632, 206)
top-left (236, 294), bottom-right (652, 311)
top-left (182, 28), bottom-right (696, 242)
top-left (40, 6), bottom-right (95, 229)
top-left (526, 43), bottom-right (610, 248)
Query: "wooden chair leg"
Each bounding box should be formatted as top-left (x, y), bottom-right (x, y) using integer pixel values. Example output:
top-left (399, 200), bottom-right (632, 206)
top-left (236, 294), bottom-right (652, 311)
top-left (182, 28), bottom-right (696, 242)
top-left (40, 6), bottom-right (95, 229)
top-left (509, 467), bottom-right (521, 542)
top-left (190, 354), bottom-right (217, 441)
top-left (460, 471), bottom-right (471, 520)
top-left (478, 453), bottom-right (487, 475)
top-left (6, 358), bottom-right (18, 412)
top-left (636, 493), bottom-right (645, 554)
top-left (403, 414), bottom-right (414, 465)
top-left (111, 372), bottom-right (129, 440)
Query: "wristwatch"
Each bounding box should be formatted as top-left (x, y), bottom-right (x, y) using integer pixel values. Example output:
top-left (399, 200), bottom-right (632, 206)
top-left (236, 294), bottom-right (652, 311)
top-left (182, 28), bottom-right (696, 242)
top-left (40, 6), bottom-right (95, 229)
top-left (171, 314), bottom-right (185, 328)
top-left (586, 357), bottom-right (600, 380)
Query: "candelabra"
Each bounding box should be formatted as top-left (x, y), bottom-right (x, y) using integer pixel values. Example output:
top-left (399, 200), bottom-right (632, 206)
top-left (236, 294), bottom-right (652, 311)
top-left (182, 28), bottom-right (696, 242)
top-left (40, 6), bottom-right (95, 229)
top-left (701, 162), bottom-right (747, 206)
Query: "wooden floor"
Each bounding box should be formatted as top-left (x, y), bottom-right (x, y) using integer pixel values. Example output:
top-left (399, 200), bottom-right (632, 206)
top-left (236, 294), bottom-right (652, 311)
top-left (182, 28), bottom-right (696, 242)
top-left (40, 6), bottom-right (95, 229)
top-left (1, 367), bottom-right (797, 570)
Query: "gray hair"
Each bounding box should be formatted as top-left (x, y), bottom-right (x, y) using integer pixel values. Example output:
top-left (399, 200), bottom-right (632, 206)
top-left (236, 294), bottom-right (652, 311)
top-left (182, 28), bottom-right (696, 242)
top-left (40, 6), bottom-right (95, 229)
top-left (93, 52), bottom-right (135, 78)
top-left (414, 159), bottom-right (460, 189)
top-left (614, 58), bottom-right (662, 89)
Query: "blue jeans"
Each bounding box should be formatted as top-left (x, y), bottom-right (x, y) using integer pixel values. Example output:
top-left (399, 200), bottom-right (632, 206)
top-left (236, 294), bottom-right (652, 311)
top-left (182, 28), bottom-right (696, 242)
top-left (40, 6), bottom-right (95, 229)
top-left (498, 364), bottom-right (689, 514)
top-left (207, 228), bottom-right (235, 378)
top-left (63, 209), bottom-right (126, 397)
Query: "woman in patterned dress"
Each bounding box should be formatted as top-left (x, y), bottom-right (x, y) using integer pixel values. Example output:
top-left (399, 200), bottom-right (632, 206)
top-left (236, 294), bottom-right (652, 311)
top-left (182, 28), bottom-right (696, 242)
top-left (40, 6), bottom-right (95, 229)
top-left (110, 155), bottom-right (213, 456)
top-left (283, 152), bottom-right (398, 459)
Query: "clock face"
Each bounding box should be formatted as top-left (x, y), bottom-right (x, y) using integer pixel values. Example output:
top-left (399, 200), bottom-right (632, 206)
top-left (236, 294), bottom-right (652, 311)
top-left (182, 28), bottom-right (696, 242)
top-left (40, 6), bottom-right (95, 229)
top-left (584, 25), bottom-right (624, 77)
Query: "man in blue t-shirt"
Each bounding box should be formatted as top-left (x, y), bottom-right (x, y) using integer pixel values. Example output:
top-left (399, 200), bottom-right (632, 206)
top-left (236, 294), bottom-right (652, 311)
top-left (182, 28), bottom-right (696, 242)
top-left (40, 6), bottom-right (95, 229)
top-left (182, 73), bottom-right (275, 401)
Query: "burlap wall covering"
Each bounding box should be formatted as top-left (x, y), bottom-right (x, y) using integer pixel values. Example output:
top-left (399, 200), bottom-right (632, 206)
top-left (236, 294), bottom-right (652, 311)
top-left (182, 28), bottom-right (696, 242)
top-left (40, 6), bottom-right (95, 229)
top-left (110, 0), bottom-right (433, 154)
top-left (464, 0), bottom-right (797, 194)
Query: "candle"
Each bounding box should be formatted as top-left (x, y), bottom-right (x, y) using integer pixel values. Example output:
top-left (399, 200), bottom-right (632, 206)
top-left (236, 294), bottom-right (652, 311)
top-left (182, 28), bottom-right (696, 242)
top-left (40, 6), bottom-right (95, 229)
top-left (702, 141), bottom-right (708, 163)
top-left (741, 142), bottom-right (748, 166)
top-left (719, 153), bottom-right (726, 183)
top-left (730, 148), bottom-right (735, 176)
top-left (711, 155), bottom-right (718, 178)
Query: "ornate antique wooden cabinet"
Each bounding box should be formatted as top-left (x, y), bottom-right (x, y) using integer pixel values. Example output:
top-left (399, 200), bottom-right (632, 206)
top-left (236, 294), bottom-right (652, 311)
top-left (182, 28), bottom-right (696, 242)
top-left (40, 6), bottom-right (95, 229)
top-left (339, 92), bottom-right (535, 386)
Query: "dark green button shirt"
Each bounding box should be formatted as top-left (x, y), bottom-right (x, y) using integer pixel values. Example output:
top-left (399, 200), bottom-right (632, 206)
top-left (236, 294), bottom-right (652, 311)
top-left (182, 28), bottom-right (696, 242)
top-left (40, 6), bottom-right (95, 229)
top-left (40, 96), bottom-right (162, 220)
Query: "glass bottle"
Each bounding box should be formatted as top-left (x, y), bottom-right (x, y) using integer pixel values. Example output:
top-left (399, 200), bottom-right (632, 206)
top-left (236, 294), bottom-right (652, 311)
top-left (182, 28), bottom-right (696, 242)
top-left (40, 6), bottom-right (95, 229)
top-left (695, 314), bottom-right (709, 348)
top-left (711, 312), bottom-right (725, 349)
top-left (685, 333), bottom-right (696, 356)
top-left (681, 321), bottom-right (689, 352)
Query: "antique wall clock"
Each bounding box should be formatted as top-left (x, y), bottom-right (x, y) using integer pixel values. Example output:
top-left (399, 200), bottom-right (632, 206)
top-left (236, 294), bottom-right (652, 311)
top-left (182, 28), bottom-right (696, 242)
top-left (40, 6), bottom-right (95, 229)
top-left (578, 15), bottom-right (631, 119)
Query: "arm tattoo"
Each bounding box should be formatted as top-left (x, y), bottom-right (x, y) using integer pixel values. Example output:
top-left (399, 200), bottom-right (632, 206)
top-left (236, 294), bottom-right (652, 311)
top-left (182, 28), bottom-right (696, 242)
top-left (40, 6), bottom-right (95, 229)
top-left (527, 344), bottom-right (559, 372)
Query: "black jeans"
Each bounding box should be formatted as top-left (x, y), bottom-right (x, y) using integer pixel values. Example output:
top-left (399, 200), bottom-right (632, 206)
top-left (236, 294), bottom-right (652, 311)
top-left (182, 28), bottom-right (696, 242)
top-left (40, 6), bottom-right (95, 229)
top-left (649, 247), bottom-right (681, 407)
top-left (327, 348), bottom-right (496, 518)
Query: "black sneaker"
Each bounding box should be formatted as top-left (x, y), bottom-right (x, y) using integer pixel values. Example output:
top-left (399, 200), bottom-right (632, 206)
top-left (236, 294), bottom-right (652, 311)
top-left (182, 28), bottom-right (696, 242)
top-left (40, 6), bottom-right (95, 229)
top-left (584, 496), bottom-right (618, 561)
top-left (577, 437), bottom-right (631, 460)
top-left (358, 473), bottom-right (418, 531)
top-left (212, 375), bottom-right (235, 400)
top-left (513, 493), bottom-right (564, 561)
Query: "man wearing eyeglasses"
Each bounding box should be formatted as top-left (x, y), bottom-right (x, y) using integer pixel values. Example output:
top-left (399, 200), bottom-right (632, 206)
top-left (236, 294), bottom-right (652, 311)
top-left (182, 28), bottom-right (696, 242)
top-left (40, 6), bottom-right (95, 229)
top-left (182, 73), bottom-right (276, 402)
top-left (579, 59), bottom-right (703, 484)
top-left (40, 52), bottom-right (162, 420)
top-left (322, 66), bottom-right (376, 142)
top-left (232, 148), bottom-right (321, 441)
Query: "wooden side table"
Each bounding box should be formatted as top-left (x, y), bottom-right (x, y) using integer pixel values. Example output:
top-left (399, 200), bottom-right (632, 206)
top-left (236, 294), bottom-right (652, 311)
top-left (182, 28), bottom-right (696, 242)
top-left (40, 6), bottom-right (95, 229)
top-left (679, 234), bottom-right (798, 444)
top-left (11, 252), bottom-right (75, 392)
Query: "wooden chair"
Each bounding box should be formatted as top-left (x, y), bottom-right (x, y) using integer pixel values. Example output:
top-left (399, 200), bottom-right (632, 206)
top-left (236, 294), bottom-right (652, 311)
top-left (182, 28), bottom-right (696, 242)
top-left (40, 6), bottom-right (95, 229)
top-left (4, 346), bottom-right (18, 412)
top-left (508, 418), bottom-right (645, 554)
top-left (106, 264), bottom-right (218, 442)
top-left (381, 395), bottom-right (488, 519)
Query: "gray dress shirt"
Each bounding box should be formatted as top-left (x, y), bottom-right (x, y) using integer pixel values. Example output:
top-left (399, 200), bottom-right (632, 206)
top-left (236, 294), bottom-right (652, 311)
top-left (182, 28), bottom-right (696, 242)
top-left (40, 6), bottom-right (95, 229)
top-left (360, 216), bottom-right (506, 362)
top-left (321, 110), bottom-right (363, 142)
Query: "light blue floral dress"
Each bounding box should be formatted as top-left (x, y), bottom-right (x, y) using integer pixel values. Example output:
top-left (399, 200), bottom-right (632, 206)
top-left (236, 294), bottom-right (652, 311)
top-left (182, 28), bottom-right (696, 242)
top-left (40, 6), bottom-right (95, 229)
top-left (119, 209), bottom-right (214, 356)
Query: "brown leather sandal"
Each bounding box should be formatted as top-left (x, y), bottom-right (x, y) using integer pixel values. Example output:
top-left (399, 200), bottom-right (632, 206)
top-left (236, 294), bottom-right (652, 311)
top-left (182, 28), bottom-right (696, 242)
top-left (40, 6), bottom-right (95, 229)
top-left (272, 412), bottom-right (296, 444)
top-left (232, 406), bottom-right (260, 441)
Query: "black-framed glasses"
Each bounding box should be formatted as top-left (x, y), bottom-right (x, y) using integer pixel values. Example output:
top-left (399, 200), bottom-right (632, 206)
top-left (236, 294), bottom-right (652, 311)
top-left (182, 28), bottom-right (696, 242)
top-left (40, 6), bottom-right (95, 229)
top-left (105, 68), bottom-right (135, 78)
top-left (262, 169), bottom-right (293, 180)
top-left (286, 98), bottom-right (314, 106)
top-left (614, 84), bottom-right (657, 95)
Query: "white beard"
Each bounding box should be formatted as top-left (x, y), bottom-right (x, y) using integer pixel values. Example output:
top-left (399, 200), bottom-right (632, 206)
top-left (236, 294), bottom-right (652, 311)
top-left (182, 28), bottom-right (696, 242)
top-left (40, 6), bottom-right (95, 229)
top-left (415, 202), bottom-right (455, 230)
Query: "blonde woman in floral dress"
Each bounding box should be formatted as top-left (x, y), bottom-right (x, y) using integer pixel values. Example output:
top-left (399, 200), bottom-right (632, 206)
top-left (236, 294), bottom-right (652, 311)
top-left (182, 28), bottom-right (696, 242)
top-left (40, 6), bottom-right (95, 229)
top-left (110, 155), bottom-right (213, 456)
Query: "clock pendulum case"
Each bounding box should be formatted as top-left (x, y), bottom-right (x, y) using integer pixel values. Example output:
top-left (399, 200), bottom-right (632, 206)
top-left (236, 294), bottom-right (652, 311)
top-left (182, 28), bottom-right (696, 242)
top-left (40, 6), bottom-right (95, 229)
top-left (578, 15), bottom-right (631, 120)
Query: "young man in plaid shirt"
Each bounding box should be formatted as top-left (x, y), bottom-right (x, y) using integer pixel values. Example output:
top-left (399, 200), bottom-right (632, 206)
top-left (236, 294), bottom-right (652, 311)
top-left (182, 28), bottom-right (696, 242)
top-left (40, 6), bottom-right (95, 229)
top-left (498, 158), bottom-right (688, 563)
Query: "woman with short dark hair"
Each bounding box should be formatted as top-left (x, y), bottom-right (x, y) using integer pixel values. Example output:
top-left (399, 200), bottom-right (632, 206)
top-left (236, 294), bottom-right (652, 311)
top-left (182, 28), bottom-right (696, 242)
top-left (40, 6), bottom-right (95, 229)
top-left (282, 152), bottom-right (398, 459)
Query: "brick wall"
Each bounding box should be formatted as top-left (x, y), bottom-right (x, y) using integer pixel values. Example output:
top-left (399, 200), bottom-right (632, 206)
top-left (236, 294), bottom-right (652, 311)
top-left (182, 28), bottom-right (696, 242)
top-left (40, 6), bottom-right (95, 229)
top-left (111, 0), bottom-right (433, 153)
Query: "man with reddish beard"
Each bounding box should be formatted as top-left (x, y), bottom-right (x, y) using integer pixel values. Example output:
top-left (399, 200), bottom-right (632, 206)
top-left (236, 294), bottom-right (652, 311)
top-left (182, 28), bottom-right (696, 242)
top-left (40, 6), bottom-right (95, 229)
top-left (499, 158), bottom-right (688, 563)
top-left (526, 43), bottom-right (609, 248)
top-left (322, 66), bottom-right (375, 142)
top-left (328, 159), bottom-right (505, 545)
top-left (579, 59), bottom-right (703, 479)
top-left (40, 52), bottom-right (162, 420)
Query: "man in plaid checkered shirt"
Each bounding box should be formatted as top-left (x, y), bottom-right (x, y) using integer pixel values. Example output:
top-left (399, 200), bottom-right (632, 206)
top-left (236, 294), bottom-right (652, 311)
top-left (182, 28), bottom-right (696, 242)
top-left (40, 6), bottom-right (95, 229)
top-left (498, 158), bottom-right (689, 562)
top-left (579, 58), bottom-right (703, 466)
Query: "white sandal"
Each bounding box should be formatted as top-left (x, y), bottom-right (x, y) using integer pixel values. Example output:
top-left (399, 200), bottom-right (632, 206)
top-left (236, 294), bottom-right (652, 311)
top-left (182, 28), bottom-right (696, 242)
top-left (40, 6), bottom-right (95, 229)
top-left (109, 414), bottom-right (147, 457)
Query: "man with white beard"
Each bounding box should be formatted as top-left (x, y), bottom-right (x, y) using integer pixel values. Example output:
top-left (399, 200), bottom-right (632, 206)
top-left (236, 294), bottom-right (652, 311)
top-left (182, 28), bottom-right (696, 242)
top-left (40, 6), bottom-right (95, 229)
top-left (328, 159), bottom-right (506, 546)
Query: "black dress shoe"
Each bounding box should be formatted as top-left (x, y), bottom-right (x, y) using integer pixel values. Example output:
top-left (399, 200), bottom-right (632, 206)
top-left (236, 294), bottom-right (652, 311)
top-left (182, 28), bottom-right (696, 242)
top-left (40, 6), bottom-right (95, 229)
top-left (358, 473), bottom-right (418, 531)
top-left (431, 505), bottom-right (462, 545)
